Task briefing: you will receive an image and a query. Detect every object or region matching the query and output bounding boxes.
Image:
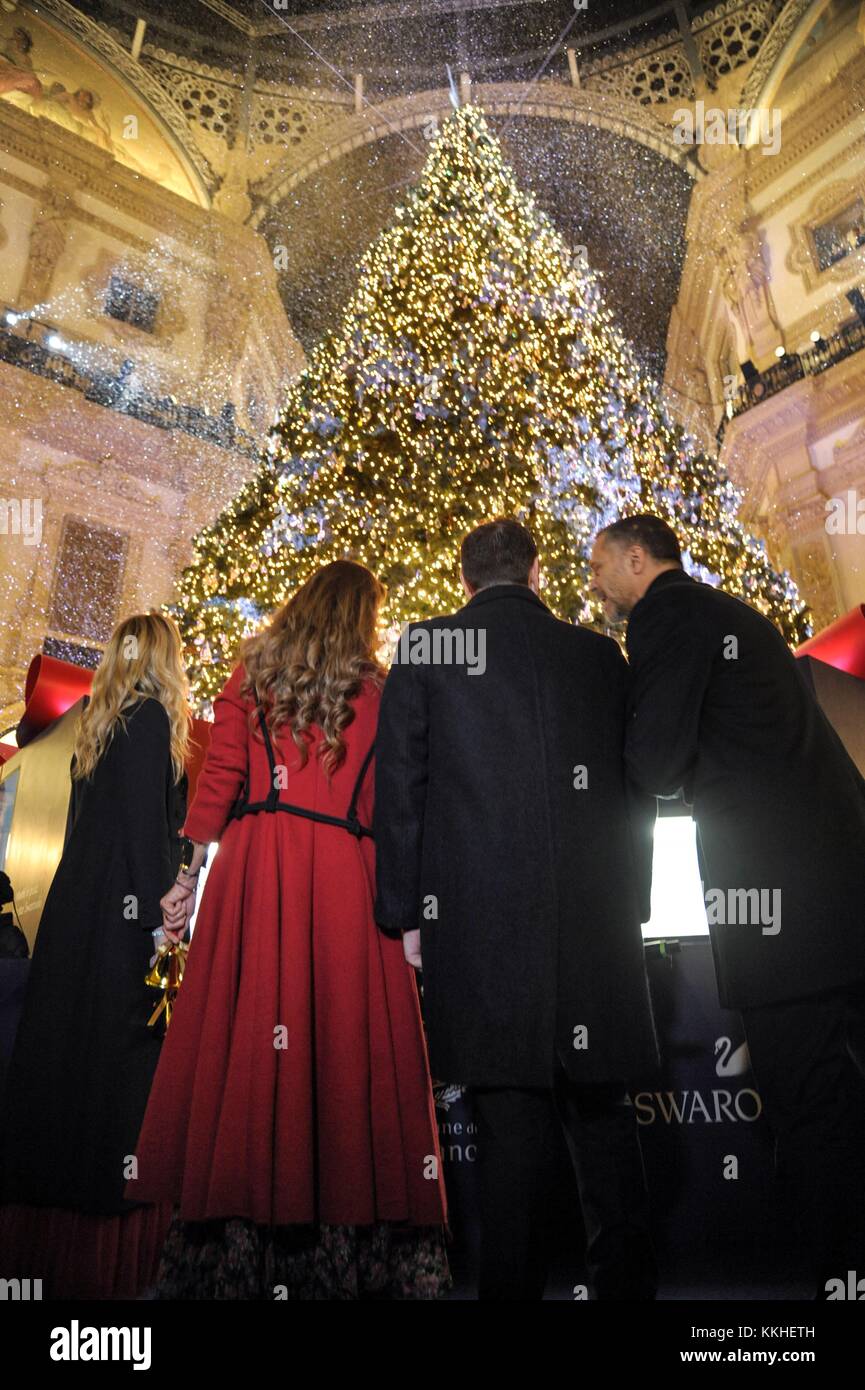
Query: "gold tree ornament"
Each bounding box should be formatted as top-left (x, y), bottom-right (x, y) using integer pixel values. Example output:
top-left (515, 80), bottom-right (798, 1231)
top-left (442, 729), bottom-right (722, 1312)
top-left (170, 105), bottom-right (810, 707)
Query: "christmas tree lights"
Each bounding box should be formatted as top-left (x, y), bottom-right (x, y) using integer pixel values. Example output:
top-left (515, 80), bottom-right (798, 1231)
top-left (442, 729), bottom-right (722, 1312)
top-left (170, 105), bottom-right (810, 706)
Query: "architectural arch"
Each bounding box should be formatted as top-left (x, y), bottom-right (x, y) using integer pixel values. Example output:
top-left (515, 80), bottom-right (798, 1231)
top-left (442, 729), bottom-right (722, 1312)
top-left (251, 80), bottom-right (700, 226)
top-left (739, 0), bottom-right (837, 141)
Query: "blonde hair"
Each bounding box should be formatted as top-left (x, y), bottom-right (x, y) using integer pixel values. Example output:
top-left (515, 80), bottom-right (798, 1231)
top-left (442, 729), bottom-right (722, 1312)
top-left (239, 560), bottom-right (386, 778)
top-left (73, 611), bottom-right (190, 783)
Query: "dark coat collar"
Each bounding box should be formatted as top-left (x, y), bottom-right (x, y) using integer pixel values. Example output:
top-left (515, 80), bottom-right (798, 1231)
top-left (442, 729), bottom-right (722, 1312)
top-left (463, 583), bottom-right (549, 614)
top-left (645, 567), bottom-right (693, 596)
top-left (629, 566), bottom-right (694, 624)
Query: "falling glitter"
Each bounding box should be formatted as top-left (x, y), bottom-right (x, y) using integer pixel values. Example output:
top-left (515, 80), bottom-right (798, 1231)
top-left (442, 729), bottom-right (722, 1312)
top-left (169, 104), bottom-right (809, 705)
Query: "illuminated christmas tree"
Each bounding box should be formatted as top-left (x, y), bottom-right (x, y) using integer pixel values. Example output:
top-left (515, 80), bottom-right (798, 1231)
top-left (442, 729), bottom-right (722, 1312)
top-left (173, 105), bottom-right (809, 706)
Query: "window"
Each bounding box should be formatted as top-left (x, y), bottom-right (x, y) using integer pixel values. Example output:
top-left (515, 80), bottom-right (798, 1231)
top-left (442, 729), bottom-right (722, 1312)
top-left (104, 274), bottom-right (159, 333)
top-left (49, 518), bottom-right (128, 643)
top-left (42, 636), bottom-right (103, 670)
top-left (811, 198), bottom-right (865, 273)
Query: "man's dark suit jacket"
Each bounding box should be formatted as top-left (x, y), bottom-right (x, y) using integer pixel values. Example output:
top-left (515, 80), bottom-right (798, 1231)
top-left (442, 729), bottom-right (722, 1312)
top-left (374, 583), bottom-right (657, 1089)
top-left (626, 568), bottom-right (865, 1009)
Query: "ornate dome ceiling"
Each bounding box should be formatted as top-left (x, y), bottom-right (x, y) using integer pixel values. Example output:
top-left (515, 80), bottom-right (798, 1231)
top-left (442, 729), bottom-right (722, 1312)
top-left (75, 2), bottom-right (727, 91)
top-left (3, 0), bottom-right (798, 375)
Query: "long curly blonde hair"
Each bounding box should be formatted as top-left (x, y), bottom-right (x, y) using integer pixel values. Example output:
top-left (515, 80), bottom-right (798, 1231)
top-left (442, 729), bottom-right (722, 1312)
top-left (73, 611), bottom-right (191, 783)
top-left (239, 560), bottom-right (386, 777)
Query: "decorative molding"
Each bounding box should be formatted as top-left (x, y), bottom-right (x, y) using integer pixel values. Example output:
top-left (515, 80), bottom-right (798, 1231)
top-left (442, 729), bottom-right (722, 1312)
top-left (784, 177), bottom-right (865, 293)
top-left (758, 133), bottom-right (865, 221)
top-left (0, 98), bottom-right (303, 353)
top-left (744, 48), bottom-right (865, 198)
top-left (0, 103), bottom-right (207, 242)
top-left (0, 146), bottom-right (184, 259)
top-left (833, 415), bottom-right (865, 464)
top-left (739, 0), bottom-right (828, 112)
top-left (110, 0), bottom-right (784, 105)
top-left (0, 323), bottom-right (261, 457)
top-left (581, 0), bottom-right (784, 104)
top-left (720, 351), bottom-right (865, 480)
top-left (142, 56), bottom-right (240, 146)
top-left (136, 41), bottom-right (353, 169)
top-left (56, 0), bottom-right (798, 218)
top-left (0, 164), bottom-right (42, 205)
top-left (821, 450), bottom-right (865, 500)
top-left (19, 185), bottom-right (74, 307)
top-left (61, 2), bottom-right (804, 224)
top-left (141, 42), bottom-right (352, 104)
top-left (694, 0), bottom-right (787, 83)
top-left (581, 26), bottom-right (695, 105)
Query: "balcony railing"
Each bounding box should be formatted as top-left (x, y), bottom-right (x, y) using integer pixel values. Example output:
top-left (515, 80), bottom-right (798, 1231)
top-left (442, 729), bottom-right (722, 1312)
top-left (717, 317), bottom-right (865, 445)
top-left (0, 322), bottom-right (261, 459)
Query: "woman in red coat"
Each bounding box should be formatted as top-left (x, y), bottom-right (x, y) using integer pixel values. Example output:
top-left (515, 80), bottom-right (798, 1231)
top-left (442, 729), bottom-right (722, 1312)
top-left (130, 561), bottom-right (450, 1298)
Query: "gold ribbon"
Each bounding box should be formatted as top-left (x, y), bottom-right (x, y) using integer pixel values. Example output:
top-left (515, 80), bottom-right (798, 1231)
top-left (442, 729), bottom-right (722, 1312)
top-left (145, 940), bottom-right (188, 1031)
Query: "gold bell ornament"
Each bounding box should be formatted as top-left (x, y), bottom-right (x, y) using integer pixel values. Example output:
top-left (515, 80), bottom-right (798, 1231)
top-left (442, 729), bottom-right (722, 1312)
top-left (145, 939), bottom-right (189, 1031)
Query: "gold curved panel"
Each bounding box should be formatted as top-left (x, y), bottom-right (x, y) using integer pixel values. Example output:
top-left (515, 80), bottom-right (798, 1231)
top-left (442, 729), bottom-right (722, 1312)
top-left (0, 699), bottom-right (79, 952)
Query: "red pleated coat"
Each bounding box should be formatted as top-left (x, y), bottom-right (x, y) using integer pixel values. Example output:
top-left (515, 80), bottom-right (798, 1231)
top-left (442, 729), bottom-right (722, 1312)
top-left (130, 667), bottom-right (447, 1229)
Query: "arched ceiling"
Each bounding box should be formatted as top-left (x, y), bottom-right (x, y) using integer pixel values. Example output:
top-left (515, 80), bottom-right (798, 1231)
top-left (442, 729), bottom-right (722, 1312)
top-left (82, 0), bottom-right (706, 376)
top-left (259, 110), bottom-right (693, 380)
top-left (75, 1), bottom-right (724, 91)
top-left (6, 0), bottom-right (827, 379)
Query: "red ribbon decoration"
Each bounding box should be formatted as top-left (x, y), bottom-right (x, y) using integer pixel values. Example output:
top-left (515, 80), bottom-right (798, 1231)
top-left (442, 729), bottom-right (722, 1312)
top-left (16, 654), bottom-right (94, 749)
top-left (796, 604), bottom-right (865, 683)
top-left (185, 720), bottom-right (212, 806)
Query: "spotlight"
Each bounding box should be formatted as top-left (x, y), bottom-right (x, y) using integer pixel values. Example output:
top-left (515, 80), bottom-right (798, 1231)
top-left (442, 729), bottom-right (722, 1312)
top-left (810, 329), bottom-right (821, 342)
top-left (5, 311), bottom-right (18, 326)
top-left (774, 345), bottom-right (785, 358)
top-left (45, 332), bottom-right (65, 351)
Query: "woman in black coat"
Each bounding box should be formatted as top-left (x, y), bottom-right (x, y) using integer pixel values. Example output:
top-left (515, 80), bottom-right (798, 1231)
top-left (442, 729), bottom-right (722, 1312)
top-left (0, 612), bottom-right (189, 1298)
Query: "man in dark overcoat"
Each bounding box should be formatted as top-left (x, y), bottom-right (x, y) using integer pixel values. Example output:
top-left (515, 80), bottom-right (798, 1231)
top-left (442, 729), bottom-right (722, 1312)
top-left (374, 518), bottom-right (658, 1300)
top-left (590, 512), bottom-right (865, 1295)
